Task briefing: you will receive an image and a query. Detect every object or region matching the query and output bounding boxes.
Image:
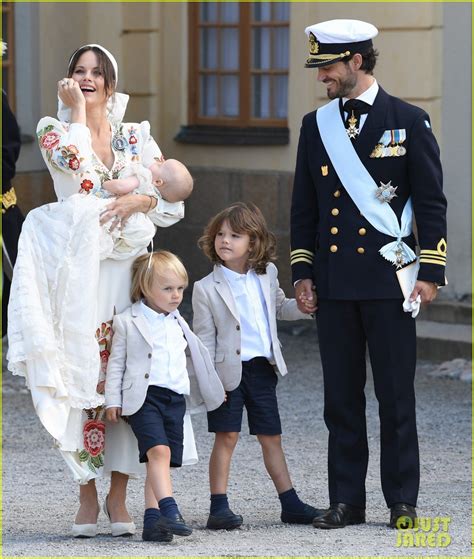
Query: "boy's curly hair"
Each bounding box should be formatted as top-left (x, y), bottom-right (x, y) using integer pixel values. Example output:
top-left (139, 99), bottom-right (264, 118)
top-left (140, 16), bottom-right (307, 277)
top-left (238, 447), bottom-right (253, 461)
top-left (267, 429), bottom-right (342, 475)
top-left (198, 202), bottom-right (276, 274)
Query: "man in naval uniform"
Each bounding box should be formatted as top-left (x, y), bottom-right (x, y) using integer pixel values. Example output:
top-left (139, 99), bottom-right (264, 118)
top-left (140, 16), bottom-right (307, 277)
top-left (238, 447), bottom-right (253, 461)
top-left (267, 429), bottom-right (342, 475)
top-left (290, 19), bottom-right (447, 529)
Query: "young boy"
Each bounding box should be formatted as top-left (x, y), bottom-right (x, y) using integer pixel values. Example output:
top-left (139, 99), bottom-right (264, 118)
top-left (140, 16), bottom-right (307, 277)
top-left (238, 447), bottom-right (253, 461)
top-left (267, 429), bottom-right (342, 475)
top-left (105, 251), bottom-right (225, 542)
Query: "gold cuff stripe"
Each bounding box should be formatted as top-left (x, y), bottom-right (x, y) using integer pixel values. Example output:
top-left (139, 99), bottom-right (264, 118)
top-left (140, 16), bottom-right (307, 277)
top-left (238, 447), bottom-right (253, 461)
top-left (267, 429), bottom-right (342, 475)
top-left (420, 249), bottom-right (447, 258)
top-left (291, 256), bottom-right (314, 266)
top-left (290, 249), bottom-right (314, 257)
top-left (1, 187), bottom-right (17, 210)
top-left (419, 254), bottom-right (446, 262)
top-left (419, 257), bottom-right (446, 266)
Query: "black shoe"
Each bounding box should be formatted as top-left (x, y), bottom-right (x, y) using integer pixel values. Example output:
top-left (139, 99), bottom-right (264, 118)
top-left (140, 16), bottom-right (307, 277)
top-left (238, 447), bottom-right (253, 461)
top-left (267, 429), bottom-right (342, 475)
top-left (312, 503), bottom-right (366, 529)
top-left (389, 503), bottom-right (417, 529)
top-left (157, 513), bottom-right (193, 536)
top-left (206, 508), bottom-right (243, 530)
top-left (142, 523), bottom-right (173, 542)
top-left (281, 503), bottom-right (326, 525)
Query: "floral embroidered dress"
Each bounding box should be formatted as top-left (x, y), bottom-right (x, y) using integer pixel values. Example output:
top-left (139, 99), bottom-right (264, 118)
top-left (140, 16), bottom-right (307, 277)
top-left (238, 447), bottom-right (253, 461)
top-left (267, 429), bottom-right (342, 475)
top-left (8, 116), bottom-right (197, 483)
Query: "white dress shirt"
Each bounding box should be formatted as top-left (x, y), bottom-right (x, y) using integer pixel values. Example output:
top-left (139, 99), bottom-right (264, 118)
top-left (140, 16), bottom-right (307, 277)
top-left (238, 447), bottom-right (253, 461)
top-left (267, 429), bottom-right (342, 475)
top-left (221, 266), bottom-right (273, 362)
top-left (343, 79), bottom-right (379, 130)
top-left (141, 301), bottom-right (190, 395)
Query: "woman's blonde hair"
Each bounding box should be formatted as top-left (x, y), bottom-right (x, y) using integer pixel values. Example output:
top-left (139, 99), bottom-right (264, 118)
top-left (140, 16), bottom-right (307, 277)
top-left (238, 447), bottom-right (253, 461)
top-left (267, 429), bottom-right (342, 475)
top-left (131, 251), bottom-right (188, 302)
top-left (198, 202), bottom-right (276, 274)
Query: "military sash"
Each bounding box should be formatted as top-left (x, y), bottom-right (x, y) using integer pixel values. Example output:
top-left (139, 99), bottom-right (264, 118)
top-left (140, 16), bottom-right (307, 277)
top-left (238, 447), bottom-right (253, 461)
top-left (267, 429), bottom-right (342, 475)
top-left (316, 99), bottom-right (416, 268)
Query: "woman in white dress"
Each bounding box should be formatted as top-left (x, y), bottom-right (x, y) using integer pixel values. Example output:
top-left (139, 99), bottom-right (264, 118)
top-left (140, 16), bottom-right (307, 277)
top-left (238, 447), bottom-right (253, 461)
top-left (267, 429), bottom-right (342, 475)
top-left (7, 44), bottom-right (194, 537)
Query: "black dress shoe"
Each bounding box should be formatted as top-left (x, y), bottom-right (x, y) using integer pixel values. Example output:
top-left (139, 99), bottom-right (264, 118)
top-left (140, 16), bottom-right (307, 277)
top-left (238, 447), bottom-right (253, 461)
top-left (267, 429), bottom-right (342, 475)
top-left (281, 503), bottom-right (326, 524)
top-left (157, 513), bottom-right (193, 536)
top-left (312, 503), bottom-right (366, 529)
top-left (142, 523), bottom-right (173, 542)
top-left (389, 503), bottom-right (417, 529)
top-left (207, 508), bottom-right (243, 530)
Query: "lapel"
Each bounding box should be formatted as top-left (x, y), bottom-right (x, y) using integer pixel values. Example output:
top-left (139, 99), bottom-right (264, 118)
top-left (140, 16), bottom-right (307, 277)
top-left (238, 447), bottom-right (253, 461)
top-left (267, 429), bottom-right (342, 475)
top-left (257, 267), bottom-right (273, 318)
top-left (131, 301), bottom-right (154, 348)
top-left (353, 86), bottom-right (389, 160)
top-left (176, 310), bottom-right (207, 376)
top-left (212, 265), bottom-right (240, 323)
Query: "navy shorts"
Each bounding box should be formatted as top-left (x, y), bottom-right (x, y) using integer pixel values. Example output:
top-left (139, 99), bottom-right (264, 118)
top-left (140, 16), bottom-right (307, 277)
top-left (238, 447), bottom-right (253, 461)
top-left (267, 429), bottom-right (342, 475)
top-left (127, 385), bottom-right (186, 467)
top-left (207, 357), bottom-right (281, 435)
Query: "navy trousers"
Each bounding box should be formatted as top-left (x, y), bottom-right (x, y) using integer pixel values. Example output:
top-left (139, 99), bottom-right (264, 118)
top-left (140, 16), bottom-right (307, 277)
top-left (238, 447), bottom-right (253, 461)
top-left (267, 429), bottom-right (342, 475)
top-left (316, 298), bottom-right (419, 508)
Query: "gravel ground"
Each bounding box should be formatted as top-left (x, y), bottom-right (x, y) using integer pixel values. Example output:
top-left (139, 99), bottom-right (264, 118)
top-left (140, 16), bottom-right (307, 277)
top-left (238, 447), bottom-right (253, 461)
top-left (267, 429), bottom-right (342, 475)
top-left (2, 322), bottom-right (471, 557)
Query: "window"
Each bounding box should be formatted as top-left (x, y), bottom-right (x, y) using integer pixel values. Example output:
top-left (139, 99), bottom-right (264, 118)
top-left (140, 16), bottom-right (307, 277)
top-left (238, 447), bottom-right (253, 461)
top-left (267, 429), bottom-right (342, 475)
top-left (2, 2), bottom-right (15, 108)
top-left (178, 2), bottom-right (289, 145)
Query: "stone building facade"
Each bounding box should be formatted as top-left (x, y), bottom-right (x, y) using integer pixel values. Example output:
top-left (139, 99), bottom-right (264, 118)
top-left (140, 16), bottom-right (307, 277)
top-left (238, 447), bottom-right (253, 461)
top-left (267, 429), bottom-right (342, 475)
top-left (7, 2), bottom-right (471, 297)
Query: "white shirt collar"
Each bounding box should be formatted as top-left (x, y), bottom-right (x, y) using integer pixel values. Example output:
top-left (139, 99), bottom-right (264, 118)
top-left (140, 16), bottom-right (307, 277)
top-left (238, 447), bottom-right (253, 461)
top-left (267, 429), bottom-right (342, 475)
top-left (343, 78), bottom-right (379, 107)
top-left (220, 264), bottom-right (250, 282)
top-left (140, 300), bottom-right (177, 321)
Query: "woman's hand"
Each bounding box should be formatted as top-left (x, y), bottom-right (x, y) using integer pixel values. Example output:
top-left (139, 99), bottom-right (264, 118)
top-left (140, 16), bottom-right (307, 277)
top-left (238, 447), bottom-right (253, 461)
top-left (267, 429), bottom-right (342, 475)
top-left (105, 407), bottom-right (122, 423)
top-left (100, 194), bottom-right (156, 230)
top-left (58, 77), bottom-right (85, 107)
top-left (57, 77), bottom-right (86, 124)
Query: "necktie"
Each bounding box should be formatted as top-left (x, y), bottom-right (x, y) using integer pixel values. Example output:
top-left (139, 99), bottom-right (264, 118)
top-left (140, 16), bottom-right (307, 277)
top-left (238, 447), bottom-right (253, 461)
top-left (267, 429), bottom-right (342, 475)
top-left (343, 99), bottom-right (371, 140)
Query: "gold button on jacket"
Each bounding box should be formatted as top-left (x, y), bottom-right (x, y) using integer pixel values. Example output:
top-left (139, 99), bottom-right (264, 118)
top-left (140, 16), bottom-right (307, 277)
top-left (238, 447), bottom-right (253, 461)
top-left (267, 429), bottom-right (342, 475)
top-left (330, 227), bottom-right (338, 235)
top-left (357, 247), bottom-right (365, 254)
top-left (331, 208), bottom-right (339, 216)
top-left (333, 190), bottom-right (341, 198)
top-left (330, 245), bottom-right (338, 253)
top-left (358, 228), bottom-right (367, 236)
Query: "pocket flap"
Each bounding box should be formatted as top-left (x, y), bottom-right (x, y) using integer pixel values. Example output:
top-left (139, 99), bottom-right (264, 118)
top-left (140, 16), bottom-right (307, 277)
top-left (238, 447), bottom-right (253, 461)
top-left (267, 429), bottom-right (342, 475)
top-left (215, 353), bottom-right (225, 363)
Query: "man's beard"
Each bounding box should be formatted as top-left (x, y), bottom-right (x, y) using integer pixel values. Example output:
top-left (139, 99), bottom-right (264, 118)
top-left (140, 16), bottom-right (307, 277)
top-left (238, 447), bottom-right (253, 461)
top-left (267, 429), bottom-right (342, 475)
top-left (326, 72), bottom-right (358, 99)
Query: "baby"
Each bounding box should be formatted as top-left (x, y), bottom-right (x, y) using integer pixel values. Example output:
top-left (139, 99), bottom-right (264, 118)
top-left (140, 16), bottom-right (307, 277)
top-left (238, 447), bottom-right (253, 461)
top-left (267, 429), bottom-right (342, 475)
top-left (94, 158), bottom-right (193, 260)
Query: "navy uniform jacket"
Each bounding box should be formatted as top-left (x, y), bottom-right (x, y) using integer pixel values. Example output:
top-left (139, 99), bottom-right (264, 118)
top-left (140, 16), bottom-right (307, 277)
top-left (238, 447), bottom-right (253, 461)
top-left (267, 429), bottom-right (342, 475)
top-left (2, 91), bottom-right (24, 268)
top-left (290, 86), bottom-right (447, 299)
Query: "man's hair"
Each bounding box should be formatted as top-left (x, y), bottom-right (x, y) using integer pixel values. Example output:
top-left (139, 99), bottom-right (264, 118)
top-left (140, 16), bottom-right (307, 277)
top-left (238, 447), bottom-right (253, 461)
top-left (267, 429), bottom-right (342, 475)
top-left (67, 45), bottom-right (116, 97)
top-left (344, 47), bottom-right (379, 75)
top-left (198, 202), bottom-right (276, 274)
top-left (131, 250), bottom-right (188, 302)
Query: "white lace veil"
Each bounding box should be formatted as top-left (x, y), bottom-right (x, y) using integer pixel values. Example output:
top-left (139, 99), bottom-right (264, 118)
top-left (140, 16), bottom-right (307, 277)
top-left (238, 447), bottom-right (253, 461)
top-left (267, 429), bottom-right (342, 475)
top-left (57, 43), bottom-right (129, 125)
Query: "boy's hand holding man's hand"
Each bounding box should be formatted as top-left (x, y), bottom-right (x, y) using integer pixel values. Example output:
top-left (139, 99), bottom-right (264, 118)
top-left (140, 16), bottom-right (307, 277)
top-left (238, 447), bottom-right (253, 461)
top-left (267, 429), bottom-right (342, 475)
top-left (106, 407), bottom-right (122, 423)
top-left (295, 279), bottom-right (318, 313)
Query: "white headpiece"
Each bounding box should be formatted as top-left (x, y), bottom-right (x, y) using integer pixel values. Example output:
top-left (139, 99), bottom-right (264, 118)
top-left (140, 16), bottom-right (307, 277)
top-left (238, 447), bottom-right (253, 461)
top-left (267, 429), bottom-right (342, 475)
top-left (57, 43), bottom-right (129, 125)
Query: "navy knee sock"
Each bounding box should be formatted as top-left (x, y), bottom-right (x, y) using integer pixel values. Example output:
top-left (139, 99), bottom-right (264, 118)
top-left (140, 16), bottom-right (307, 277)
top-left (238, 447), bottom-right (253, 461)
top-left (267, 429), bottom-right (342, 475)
top-left (159, 497), bottom-right (180, 518)
top-left (143, 507), bottom-right (161, 529)
top-left (278, 488), bottom-right (305, 513)
top-left (210, 493), bottom-right (229, 515)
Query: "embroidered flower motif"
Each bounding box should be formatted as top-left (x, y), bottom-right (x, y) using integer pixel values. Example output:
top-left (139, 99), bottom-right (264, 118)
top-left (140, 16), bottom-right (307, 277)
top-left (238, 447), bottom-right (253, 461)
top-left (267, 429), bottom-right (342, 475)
top-left (96, 320), bottom-right (113, 375)
top-left (67, 144), bottom-right (79, 154)
top-left (100, 349), bottom-right (110, 371)
top-left (40, 131), bottom-right (61, 150)
top-left (83, 420), bottom-right (105, 457)
top-left (80, 179), bottom-right (94, 192)
top-left (128, 135), bottom-right (137, 145)
top-left (69, 156), bottom-right (80, 170)
top-left (78, 410), bottom-right (106, 473)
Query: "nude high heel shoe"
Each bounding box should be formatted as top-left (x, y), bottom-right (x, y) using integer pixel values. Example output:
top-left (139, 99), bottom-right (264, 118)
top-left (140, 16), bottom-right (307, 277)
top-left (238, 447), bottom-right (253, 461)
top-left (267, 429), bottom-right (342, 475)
top-left (71, 522), bottom-right (97, 538)
top-left (103, 496), bottom-right (136, 537)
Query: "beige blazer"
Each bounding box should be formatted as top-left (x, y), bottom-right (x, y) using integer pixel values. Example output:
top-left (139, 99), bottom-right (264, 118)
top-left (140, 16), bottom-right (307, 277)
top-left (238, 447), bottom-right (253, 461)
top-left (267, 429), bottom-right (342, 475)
top-left (192, 263), bottom-right (311, 391)
top-left (105, 302), bottom-right (225, 416)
